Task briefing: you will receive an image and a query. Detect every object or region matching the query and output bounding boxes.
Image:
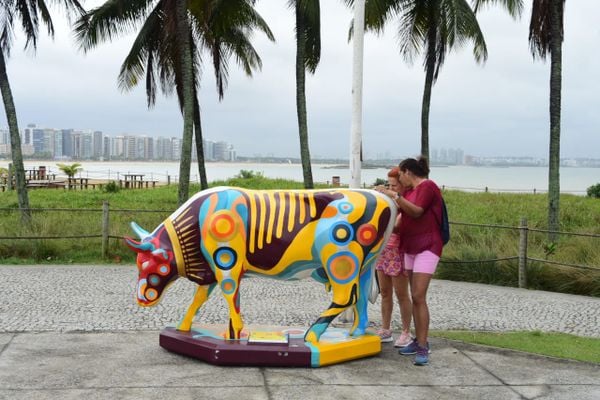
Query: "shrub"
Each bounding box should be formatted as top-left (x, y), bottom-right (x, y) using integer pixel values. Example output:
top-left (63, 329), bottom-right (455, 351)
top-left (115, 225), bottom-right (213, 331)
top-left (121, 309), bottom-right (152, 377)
top-left (587, 183), bottom-right (600, 198)
top-left (103, 181), bottom-right (121, 193)
top-left (373, 178), bottom-right (387, 187)
top-left (237, 169), bottom-right (263, 179)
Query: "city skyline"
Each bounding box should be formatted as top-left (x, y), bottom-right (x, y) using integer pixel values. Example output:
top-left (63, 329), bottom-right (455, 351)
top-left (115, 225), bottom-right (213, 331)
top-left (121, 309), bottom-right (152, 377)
top-left (2, 122), bottom-right (599, 168)
top-left (0, 1), bottom-right (598, 160)
top-left (0, 124), bottom-right (236, 162)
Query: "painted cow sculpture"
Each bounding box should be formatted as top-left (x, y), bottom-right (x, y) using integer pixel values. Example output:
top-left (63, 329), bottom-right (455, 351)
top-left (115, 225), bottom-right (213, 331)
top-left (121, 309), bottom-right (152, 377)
top-left (125, 187), bottom-right (396, 343)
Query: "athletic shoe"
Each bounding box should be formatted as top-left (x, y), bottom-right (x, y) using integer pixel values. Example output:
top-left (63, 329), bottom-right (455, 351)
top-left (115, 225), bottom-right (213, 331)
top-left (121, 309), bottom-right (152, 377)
top-left (399, 339), bottom-right (431, 355)
top-left (398, 338), bottom-right (419, 355)
top-left (376, 328), bottom-right (393, 343)
top-left (394, 331), bottom-right (412, 348)
top-left (414, 345), bottom-right (430, 366)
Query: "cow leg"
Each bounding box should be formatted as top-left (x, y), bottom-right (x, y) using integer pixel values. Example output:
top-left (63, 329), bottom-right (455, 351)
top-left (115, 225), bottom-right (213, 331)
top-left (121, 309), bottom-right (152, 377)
top-left (217, 268), bottom-right (245, 340)
top-left (177, 283), bottom-right (216, 332)
top-left (304, 282), bottom-right (358, 343)
top-left (349, 269), bottom-right (373, 337)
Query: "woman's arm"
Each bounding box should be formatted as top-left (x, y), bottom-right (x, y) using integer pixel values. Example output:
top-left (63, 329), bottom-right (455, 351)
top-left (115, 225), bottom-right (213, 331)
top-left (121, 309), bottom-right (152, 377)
top-left (394, 194), bottom-right (424, 218)
top-left (375, 185), bottom-right (424, 219)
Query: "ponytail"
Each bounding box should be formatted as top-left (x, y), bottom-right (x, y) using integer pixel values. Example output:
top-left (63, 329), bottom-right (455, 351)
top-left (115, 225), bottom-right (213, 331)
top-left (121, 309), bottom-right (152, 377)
top-left (399, 156), bottom-right (429, 178)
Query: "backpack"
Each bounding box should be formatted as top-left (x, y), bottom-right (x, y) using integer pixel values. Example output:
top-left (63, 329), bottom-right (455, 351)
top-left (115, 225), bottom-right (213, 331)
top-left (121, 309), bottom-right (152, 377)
top-left (440, 197), bottom-right (450, 245)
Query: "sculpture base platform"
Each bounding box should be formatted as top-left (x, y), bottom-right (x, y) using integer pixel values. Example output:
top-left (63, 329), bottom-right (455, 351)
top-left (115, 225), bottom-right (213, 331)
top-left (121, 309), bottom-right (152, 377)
top-left (159, 324), bottom-right (381, 367)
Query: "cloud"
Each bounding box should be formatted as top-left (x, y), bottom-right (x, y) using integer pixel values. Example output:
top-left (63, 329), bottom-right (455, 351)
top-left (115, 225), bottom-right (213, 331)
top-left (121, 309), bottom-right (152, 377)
top-left (1, 0), bottom-right (598, 159)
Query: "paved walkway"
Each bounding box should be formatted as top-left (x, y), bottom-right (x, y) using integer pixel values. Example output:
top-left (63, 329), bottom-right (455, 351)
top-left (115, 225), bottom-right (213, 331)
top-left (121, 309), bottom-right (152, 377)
top-left (0, 265), bottom-right (598, 399)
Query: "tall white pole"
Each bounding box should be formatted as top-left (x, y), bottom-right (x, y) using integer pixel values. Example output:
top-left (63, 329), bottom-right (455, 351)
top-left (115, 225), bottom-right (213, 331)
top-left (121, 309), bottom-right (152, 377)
top-left (349, 0), bottom-right (366, 188)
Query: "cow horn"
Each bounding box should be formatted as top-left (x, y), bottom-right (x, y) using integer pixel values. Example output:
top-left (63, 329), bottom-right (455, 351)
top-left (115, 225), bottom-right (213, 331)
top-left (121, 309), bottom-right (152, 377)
top-left (130, 221), bottom-right (150, 240)
top-left (124, 237), bottom-right (156, 252)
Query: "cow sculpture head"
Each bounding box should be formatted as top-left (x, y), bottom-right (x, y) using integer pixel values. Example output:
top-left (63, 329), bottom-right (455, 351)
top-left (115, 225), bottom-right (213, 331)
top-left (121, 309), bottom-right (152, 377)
top-left (125, 222), bottom-right (178, 307)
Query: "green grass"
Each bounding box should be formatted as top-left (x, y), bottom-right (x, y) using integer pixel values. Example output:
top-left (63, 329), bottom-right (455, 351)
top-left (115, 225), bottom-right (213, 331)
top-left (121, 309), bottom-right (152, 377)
top-left (0, 174), bottom-right (599, 296)
top-left (431, 330), bottom-right (600, 364)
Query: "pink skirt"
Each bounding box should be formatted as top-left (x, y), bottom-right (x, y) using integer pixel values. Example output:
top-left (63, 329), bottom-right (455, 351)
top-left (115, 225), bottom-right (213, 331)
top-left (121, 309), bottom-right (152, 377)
top-left (376, 233), bottom-right (404, 276)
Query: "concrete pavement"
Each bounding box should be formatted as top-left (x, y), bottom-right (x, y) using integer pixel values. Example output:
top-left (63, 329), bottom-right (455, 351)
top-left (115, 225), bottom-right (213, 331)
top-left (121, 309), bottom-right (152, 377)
top-left (0, 265), bottom-right (598, 399)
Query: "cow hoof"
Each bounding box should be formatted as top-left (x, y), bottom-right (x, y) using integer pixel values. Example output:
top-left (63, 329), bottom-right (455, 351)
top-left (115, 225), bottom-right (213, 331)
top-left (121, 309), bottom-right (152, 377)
top-left (304, 331), bottom-right (319, 344)
top-left (350, 327), bottom-right (366, 337)
top-left (176, 322), bottom-right (192, 332)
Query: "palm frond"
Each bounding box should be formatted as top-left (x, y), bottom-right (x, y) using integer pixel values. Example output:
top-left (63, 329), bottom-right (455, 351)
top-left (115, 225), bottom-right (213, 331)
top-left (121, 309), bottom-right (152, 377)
top-left (528, 0), bottom-right (564, 60)
top-left (471, 0), bottom-right (523, 18)
top-left (117, 4), bottom-right (163, 101)
top-left (296, 0), bottom-right (320, 73)
top-left (74, 0), bottom-right (154, 52)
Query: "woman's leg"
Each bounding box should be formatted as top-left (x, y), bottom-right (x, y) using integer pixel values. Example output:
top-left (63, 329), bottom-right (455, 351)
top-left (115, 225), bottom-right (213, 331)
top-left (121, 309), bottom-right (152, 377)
top-left (392, 273), bottom-right (412, 334)
top-left (410, 272), bottom-right (432, 347)
top-left (410, 251), bottom-right (439, 347)
top-left (377, 270), bottom-right (393, 330)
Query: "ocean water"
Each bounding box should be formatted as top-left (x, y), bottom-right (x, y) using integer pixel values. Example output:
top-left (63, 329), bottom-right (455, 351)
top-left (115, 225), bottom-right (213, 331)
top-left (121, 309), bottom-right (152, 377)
top-left (2, 160), bottom-right (598, 194)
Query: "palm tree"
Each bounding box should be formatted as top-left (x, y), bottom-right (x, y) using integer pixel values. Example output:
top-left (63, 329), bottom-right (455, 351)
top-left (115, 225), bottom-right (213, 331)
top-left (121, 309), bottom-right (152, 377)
top-left (290, 0), bottom-right (321, 189)
top-left (56, 162), bottom-right (83, 190)
top-left (529, 0), bottom-right (565, 241)
top-left (474, 0), bottom-right (564, 239)
top-left (0, 0), bottom-right (85, 220)
top-left (75, 0), bottom-right (273, 203)
top-left (350, 0), bottom-right (487, 160)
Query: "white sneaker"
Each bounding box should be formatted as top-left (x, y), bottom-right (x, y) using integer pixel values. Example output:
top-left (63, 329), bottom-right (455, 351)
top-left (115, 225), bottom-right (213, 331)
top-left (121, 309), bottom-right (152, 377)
top-left (394, 331), bottom-right (412, 348)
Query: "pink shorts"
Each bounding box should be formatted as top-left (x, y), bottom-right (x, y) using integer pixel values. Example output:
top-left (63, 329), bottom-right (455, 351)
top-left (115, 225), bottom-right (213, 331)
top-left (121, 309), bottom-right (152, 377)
top-left (404, 251), bottom-right (440, 275)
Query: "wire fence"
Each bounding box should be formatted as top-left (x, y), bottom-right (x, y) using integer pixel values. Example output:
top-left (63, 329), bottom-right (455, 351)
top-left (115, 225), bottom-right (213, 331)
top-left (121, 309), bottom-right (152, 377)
top-left (1, 204), bottom-right (599, 285)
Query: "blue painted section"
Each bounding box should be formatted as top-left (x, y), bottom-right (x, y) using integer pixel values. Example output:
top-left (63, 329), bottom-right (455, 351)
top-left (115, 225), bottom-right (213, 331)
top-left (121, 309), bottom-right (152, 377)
top-left (308, 322), bottom-right (328, 342)
top-left (310, 268), bottom-right (328, 284)
top-left (353, 267), bottom-right (372, 335)
top-left (305, 342), bottom-right (320, 367)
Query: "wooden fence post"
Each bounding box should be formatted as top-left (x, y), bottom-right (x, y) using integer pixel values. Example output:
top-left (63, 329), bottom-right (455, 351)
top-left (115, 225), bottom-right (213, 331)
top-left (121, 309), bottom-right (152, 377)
top-left (518, 217), bottom-right (528, 288)
top-left (102, 201), bottom-right (110, 259)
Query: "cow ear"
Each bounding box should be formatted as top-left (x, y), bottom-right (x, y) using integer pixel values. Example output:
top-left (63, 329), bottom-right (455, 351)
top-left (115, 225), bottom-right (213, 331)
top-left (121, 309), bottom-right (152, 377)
top-left (130, 222), bottom-right (150, 240)
top-left (124, 237), bottom-right (155, 252)
top-left (152, 249), bottom-right (169, 261)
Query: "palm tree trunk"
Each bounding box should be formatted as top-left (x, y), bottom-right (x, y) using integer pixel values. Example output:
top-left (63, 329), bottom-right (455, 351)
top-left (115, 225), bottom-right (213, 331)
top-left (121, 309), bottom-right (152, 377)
top-left (0, 50), bottom-right (30, 222)
top-left (193, 94), bottom-right (208, 190)
top-left (547, 0), bottom-right (563, 241)
top-left (295, 5), bottom-right (314, 189)
top-left (176, 0), bottom-right (195, 206)
top-left (420, 27), bottom-right (436, 160)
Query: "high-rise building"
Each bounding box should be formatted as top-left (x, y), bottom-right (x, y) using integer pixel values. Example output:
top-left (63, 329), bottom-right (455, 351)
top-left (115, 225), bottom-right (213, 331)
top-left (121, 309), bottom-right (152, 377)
top-left (32, 129), bottom-right (45, 154)
top-left (103, 136), bottom-right (110, 160)
top-left (93, 131), bottom-right (103, 159)
top-left (61, 129), bottom-right (74, 157)
top-left (171, 137), bottom-right (182, 161)
top-left (0, 129), bottom-right (8, 145)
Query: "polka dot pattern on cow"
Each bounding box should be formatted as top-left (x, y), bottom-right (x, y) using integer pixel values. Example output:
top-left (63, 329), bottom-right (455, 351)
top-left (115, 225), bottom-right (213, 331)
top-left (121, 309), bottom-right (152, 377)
top-left (330, 222), bottom-right (353, 246)
top-left (214, 247), bottom-right (237, 270)
top-left (209, 213), bottom-right (237, 242)
top-left (338, 202), bottom-right (354, 215)
top-left (357, 224), bottom-right (377, 246)
top-left (326, 252), bottom-right (359, 284)
top-left (158, 265), bottom-right (170, 276)
top-left (221, 278), bottom-right (237, 295)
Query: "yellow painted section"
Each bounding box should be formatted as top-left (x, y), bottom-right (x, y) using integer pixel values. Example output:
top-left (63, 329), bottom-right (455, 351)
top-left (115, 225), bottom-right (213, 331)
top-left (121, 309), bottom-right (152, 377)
top-left (164, 218), bottom-right (186, 278)
top-left (248, 194), bottom-right (257, 252)
top-left (298, 193), bottom-right (306, 223)
top-left (314, 334), bottom-right (381, 367)
top-left (275, 191), bottom-right (286, 239)
top-left (265, 192), bottom-right (277, 244)
top-left (287, 193), bottom-right (296, 232)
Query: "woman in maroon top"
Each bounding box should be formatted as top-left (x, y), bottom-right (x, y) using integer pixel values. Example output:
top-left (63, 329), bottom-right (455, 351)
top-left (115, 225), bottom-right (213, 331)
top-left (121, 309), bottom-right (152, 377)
top-left (392, 157), bottom-right (444, 366)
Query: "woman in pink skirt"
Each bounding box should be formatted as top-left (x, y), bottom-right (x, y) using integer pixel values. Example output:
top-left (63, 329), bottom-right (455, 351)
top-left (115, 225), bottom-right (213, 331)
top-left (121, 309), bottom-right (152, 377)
top-left (374, 167), bottom-right (412, 347)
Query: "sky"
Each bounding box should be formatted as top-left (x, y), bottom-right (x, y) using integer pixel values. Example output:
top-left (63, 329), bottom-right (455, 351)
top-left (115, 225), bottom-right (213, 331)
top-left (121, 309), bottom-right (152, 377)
top-left (3, 0), bottom-right (599, 160)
